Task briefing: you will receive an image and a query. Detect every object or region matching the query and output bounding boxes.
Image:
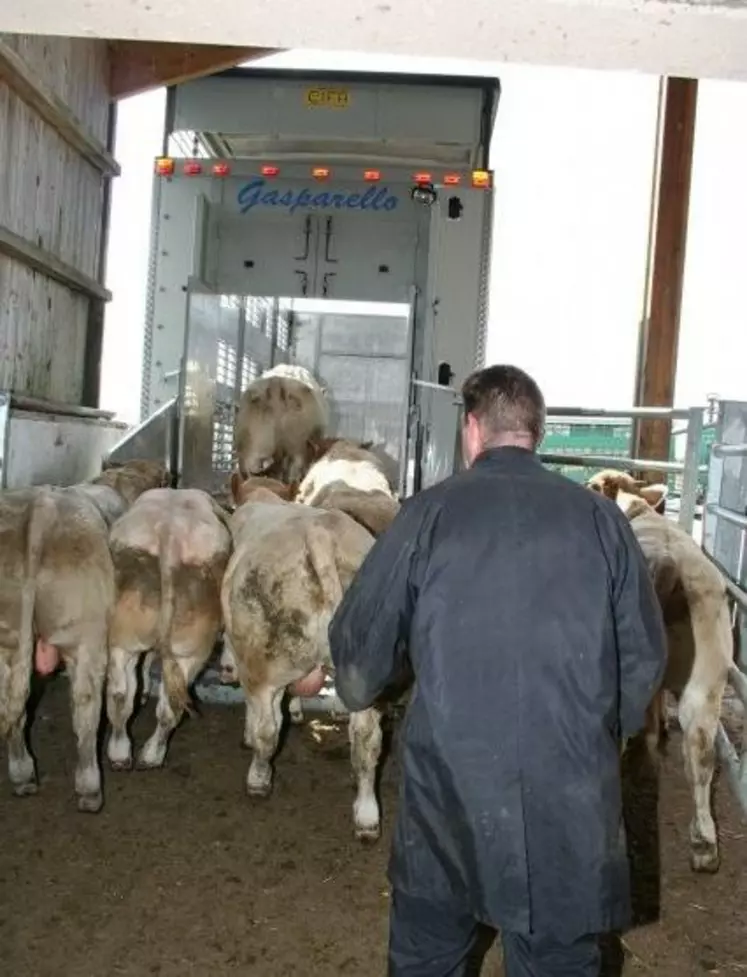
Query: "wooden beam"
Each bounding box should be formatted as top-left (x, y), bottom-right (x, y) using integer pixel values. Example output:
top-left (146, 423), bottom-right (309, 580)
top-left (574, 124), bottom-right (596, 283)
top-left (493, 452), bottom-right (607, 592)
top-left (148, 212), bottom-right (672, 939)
top-left (0, 222), bottom-right (112, 303)
top-left (0, 39), bottom-right (120, 178)
top-left (633, 76), bottom-right (698, 470)
top-left (109, 41), bottom-right (278, 100)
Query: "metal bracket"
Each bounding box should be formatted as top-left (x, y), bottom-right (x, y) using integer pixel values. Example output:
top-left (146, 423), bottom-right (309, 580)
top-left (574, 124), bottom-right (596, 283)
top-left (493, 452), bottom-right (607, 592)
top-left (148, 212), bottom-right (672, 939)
top-left (294, 215), bottom-right (312, 261)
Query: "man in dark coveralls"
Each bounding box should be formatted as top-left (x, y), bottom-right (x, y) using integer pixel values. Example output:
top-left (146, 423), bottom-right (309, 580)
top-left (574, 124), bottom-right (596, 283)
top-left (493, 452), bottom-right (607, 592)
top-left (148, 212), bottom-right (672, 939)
top-left (328, 364), bottom-right (667, 977)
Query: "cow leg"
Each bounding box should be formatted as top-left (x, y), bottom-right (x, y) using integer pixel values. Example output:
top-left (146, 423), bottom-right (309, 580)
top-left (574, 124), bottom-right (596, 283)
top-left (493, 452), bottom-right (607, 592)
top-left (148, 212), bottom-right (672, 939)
top-left (7, 711), bottom-right (36, 796)
top-left (349, 706), bottom-right (383, 843)
top-left (140, 650), bottom-right (156, 705)
top-left (242, 698), bottom-right (254, 749)
top-left (66, 647), bottom-right (106, 813)
top-left (245, 685), bottom-right (284, 797)
top-left (0, 653), bottom-right (36, 797)
top-left (106, 647), bottom-right (138, 771)
top-left (679, 689), bottom-right (721, 873)
top-left (288, 695), bottom-right (304, 725)
top-left (138, 654), bottom-right (202, 769)
top-left (219, 641), bottom-right (239, 684)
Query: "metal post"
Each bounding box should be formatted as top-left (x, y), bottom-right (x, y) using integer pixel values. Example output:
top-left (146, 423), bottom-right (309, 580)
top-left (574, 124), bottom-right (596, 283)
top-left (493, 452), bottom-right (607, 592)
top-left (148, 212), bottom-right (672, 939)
top-left (678, 405), bottom-right (703, 534)
top-left (634, 77), bottom-right (698, 470)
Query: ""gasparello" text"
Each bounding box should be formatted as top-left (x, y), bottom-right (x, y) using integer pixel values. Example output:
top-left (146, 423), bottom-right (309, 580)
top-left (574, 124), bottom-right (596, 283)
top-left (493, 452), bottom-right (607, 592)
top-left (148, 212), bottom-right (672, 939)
top-left (237, 179), bottom-right (399, 215)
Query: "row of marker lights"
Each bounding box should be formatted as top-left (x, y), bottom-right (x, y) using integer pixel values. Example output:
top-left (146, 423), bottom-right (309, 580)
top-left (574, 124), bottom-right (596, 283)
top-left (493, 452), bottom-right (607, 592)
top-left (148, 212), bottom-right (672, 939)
top-left (154, 158), bottom-right (491, 188)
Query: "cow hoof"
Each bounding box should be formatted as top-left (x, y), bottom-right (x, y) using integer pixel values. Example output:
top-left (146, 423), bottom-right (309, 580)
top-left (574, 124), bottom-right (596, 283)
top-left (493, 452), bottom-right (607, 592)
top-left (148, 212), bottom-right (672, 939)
top-left (109, 758), bottom-right (133, 772)
top-left (13, 781), bottom-right (38, 798)
top-left (135, 758), bottom-right (164, 771)
top-left (246, 782), bottom-right (273, 799)
top-left (77, 791), bottom-right (103, 814)
top-left (691, 848), bottom-right (720, 874)
top-left (355, 825), bottom-right (381, 845)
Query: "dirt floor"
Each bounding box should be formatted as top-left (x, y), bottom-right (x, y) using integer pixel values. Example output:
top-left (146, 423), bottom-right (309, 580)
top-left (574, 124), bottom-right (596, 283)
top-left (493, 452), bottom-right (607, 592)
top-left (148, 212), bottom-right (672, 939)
top-left (0, 678), bottom-right (745, 977)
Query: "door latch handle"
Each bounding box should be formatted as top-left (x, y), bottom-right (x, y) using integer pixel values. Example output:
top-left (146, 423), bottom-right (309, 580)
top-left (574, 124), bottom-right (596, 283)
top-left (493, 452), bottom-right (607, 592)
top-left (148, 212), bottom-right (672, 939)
top-left (294, 270), bottom-right (309, 297)
top-left (324, 217), bottom-right (338, 263)
top-left (294, 215), bottom-right (312, 261)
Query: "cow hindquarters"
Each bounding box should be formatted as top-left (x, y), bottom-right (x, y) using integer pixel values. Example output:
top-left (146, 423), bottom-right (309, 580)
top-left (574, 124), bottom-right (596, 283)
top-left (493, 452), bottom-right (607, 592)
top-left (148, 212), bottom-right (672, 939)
top-left (64, 642), bottom-right (106, 812)
top-left (349, 706), bottom-right (383, 842)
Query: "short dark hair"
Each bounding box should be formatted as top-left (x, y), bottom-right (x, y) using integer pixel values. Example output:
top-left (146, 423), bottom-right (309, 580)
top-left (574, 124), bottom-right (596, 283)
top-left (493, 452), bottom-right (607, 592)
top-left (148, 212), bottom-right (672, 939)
top-left (461, 364), bottom-right (546, 446)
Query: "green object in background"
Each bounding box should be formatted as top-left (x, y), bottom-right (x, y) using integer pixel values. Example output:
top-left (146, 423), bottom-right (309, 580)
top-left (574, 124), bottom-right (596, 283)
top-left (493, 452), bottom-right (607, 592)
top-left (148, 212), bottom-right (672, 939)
top-left (540, 419), bottom-right (631, 485)
top-left (540, 418), bottom-right (714, 497)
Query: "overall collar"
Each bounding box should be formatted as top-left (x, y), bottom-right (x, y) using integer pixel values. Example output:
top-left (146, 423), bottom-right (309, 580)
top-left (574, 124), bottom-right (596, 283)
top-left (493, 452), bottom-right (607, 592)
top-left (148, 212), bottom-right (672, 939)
top-left (471, 445), bottom-right (542, 471)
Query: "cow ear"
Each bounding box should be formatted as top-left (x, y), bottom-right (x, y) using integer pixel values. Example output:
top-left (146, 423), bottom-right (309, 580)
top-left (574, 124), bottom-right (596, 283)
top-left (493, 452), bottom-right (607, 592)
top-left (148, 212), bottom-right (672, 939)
top-left (640, 483), bottom-right (668, 508)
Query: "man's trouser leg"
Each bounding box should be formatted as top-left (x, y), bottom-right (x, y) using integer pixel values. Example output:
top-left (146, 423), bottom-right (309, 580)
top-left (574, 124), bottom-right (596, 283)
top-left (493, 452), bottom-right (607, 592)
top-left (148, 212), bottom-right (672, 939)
top-left (388, 889), bottom-right (478, 977)
top-left (501, 931), bottom-right (601, 977)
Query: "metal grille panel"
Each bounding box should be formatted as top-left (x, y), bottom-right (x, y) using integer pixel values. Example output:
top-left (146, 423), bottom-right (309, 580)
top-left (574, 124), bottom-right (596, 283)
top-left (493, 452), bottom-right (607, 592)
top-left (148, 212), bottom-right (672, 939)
top-left (140, 176), bottom-right (163, 421)
top-left (474, 193), bottom-right (494, 369)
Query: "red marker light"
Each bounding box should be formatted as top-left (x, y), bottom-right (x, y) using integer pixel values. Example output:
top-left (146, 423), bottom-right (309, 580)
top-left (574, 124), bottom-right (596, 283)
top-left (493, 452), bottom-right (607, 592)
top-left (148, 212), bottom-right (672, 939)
top-left (312, 167), bottom-right (331, 180)
top-left (364, 169), bottom-right (381, 182)
top-left (261, 165), bottom-right (280, 177)
top-left (212, 162), bottom-right (231, 177)
top-left (155, 157), bottom-right (175, 176)
top-left (413, 171), bottom-right (432, 184)
top-left (183, 160), bottom-right (202, 175)
top-left (443, 173), bottom-right (461, 186)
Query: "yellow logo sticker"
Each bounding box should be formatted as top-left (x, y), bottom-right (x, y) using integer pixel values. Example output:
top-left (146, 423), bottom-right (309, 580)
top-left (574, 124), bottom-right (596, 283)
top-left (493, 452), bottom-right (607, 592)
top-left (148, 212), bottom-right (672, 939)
top-left (305, 87), bottom-right (350, 108)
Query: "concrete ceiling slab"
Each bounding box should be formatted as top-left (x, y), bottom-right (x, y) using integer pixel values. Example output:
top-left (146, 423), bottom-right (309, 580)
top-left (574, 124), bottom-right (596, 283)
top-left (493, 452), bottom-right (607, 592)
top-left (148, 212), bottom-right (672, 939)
top-left (2, 1), bottom-right (747, 83)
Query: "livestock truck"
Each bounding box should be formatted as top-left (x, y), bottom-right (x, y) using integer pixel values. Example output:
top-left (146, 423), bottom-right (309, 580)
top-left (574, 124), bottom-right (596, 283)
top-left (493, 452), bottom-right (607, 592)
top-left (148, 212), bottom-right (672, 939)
top-left (105, 64), bottom-right (501, 707)
top-left (109, 65), bottom-right (500, 501)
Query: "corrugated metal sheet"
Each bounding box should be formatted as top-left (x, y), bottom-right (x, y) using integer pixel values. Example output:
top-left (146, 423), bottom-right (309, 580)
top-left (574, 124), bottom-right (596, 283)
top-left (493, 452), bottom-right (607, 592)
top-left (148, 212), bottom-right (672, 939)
top-left (0, 34), bottom-right (110, 403)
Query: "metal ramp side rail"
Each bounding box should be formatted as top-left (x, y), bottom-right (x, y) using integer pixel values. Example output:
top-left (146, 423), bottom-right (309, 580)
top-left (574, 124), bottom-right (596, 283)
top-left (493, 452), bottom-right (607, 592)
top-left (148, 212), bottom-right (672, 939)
top-left (413, 379), bottom-right (709, 536)
top-left (538, 404), bottom-right (708, 537)
top-left (702, 400), bottom-right (747, 816)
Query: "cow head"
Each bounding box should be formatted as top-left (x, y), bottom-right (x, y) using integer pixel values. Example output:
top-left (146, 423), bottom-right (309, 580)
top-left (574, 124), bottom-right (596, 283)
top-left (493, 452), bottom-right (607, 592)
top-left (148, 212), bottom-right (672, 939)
top-left (230, 472), bottom-right (294, 508)
top-left (235, 375), bottom-right (326, 482)
top-left (94, 458), bottom-right (171, 503)
top-left (586, 468), bottom-right (668, 518)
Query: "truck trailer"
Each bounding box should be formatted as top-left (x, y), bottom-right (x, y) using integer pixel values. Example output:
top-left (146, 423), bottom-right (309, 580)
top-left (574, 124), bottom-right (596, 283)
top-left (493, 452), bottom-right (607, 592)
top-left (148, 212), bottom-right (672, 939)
top-left (106, 64), bottom-right (501, 706)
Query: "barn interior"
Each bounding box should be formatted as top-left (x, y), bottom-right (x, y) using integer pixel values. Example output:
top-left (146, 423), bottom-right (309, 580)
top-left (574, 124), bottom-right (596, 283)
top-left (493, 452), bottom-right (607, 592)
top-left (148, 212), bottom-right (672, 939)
top-left (0, 5), bottom-right (746, 975)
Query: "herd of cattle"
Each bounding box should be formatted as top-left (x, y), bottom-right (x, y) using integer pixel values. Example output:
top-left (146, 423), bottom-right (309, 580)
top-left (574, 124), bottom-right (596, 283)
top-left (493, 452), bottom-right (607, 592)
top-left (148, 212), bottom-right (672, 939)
top-left (0, 363), bottom-right (739, 878)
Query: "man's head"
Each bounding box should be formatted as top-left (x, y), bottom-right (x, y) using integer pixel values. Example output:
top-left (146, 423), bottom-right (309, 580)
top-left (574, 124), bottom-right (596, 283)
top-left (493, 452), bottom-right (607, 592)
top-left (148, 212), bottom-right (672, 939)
top-left (460, 364), bottom-right (546, 467)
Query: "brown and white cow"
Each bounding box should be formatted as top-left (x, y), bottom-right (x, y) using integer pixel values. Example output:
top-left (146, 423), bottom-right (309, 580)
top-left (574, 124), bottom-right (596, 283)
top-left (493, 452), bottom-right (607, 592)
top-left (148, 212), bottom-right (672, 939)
top-left (106, 488), bottom-right (232, 770)
top-left (222, 472), bottom-right (385, 840)
top-left (295, 437), bottom-right (401, 538)
top-left (587, 468), bottom-right (733, 872)
top-left (234, 364), bottom-right (329, 484)
top-left (0, 459), bottom-right (168, 812)
top-left (287, 438), bottom-right (403, 724)
top-left (210, 476), bottom-right (309, 722)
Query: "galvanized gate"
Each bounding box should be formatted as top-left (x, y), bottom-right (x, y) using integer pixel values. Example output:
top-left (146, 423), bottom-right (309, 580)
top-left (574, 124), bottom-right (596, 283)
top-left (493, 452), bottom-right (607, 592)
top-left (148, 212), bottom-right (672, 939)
top-left (702, 400), bottom-right (747, 814)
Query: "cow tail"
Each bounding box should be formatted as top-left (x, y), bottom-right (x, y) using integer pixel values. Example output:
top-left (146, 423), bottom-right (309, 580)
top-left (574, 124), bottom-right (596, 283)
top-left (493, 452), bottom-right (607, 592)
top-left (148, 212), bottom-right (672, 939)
top-left (305, 523), bottom-right (343, 609)
top-left (6, 493), bottom-right (55, 735)
top-left (157, 522), bottom-right (191, 719)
